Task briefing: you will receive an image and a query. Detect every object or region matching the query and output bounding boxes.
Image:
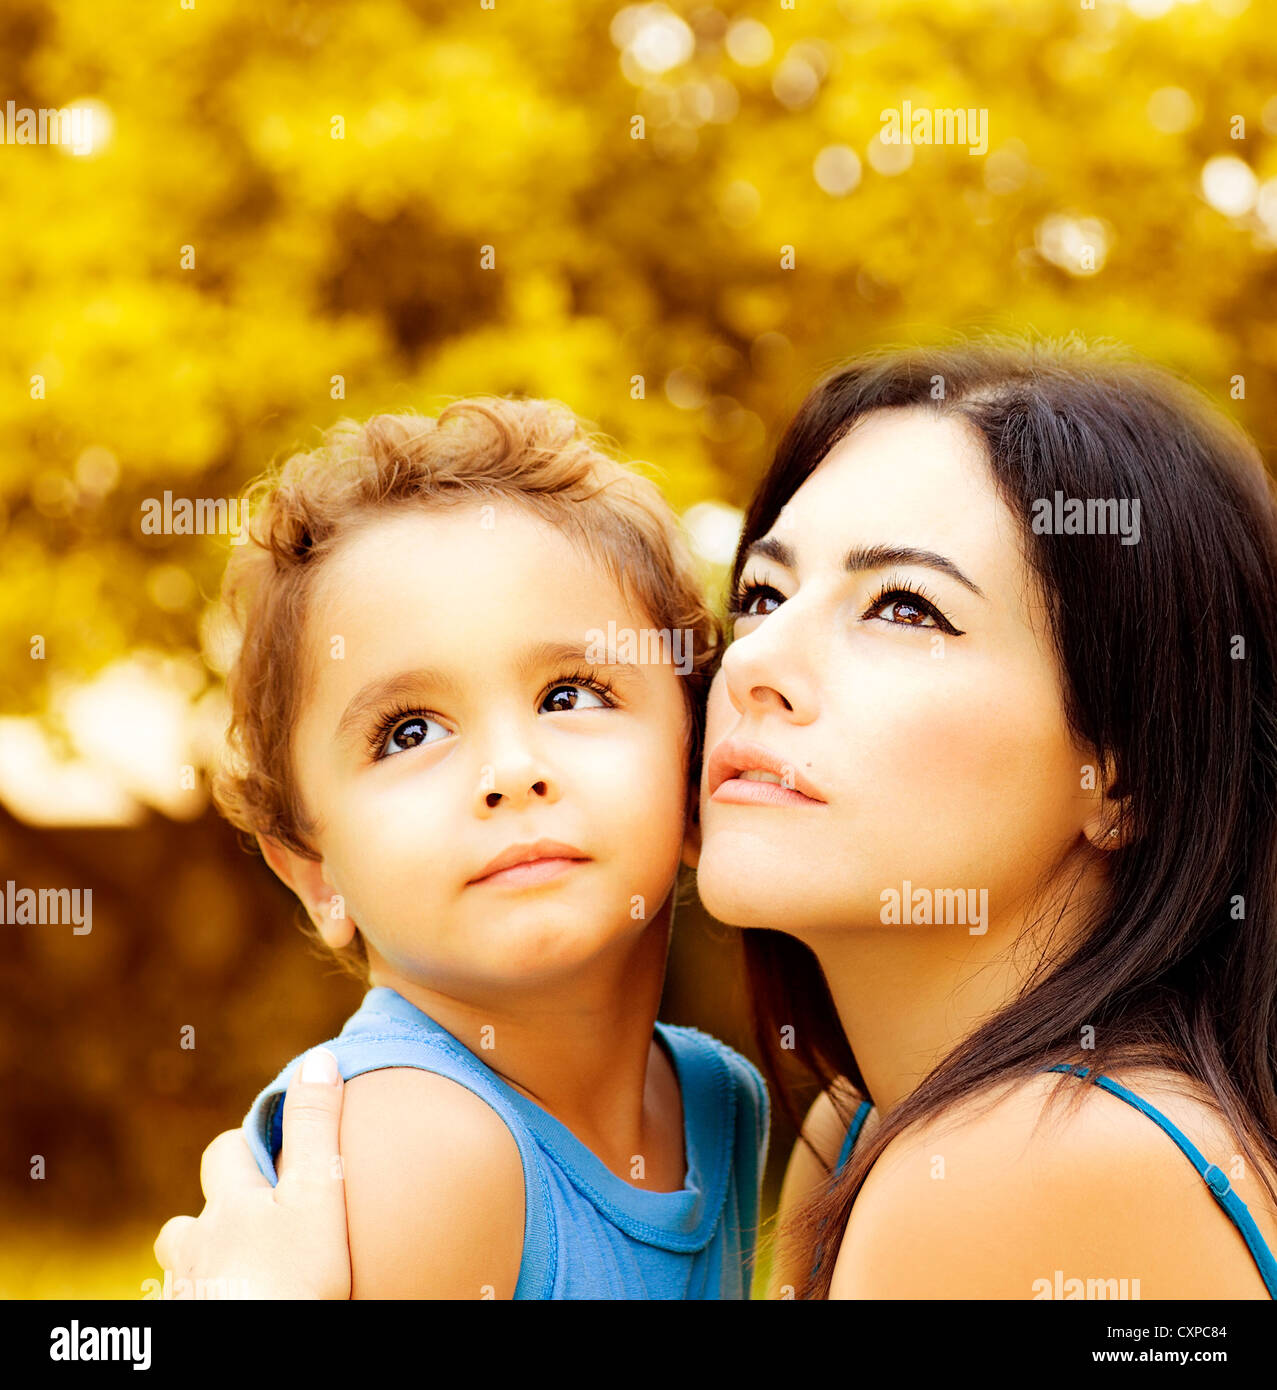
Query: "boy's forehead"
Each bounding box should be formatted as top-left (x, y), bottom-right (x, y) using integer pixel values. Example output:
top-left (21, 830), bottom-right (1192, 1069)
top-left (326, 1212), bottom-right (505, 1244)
top-left (309, 503), bottom-right (651, 657)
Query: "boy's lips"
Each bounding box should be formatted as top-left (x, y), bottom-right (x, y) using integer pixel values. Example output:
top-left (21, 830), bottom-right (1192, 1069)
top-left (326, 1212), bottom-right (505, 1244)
top-left (467, 839), bottom-right (591, 886)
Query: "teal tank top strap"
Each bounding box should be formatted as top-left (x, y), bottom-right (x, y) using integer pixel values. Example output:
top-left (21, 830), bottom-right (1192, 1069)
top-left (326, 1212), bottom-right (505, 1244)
top-left (1046, 1063), bottom-right (1277, 1298)
top-left (808, 1097), bottom-right (874, 1283)
top-left (834, 1098), bottom-right (874, 1176)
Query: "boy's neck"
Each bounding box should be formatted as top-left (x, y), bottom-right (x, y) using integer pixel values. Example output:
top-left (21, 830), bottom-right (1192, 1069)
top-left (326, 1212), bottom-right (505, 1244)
top-left (365, 901), bottom-right (682, 1186)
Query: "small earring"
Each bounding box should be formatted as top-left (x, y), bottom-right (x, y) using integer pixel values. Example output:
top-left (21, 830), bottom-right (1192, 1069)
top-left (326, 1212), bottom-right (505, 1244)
top-left (1108, 828), bottom-right (1118, 838)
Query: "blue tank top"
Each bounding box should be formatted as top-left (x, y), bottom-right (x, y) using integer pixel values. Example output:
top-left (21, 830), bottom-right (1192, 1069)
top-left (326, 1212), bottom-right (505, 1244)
top-left (242, 986), bottom-right (769, 1299)
top-left (830, 1065), bottom-right (1277, 1298)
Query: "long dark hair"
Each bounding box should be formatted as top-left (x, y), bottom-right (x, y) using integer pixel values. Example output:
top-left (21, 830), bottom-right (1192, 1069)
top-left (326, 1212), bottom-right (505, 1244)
top-left (733, 337), bottom-right (1277, 1298)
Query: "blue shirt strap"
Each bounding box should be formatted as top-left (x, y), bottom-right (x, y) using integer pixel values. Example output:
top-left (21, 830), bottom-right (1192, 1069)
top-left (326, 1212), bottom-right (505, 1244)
top-left (1046, 1063), bottom-right (1277, 1298)
top-left (834, 1098), bottom-right (874, 1177)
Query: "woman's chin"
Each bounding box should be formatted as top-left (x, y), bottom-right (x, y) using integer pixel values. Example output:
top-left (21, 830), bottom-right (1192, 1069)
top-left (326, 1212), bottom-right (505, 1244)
top-left (693, 857), bottom-right (792, 930)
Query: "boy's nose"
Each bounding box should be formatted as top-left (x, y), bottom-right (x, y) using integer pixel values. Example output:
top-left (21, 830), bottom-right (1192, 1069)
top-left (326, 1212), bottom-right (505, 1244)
top-left (474, 745), bottom-right (559, 813)
top-left (482, 777), bottom-right (551, 810)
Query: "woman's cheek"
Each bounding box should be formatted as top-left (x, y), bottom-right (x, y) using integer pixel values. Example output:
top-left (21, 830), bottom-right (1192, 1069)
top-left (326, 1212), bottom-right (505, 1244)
top-left (846, 672), bottom-right (1081, 889)
top-left (704, 674), bottom-right (733, 751)
top-left (857, 657), bottom-right (1039, 794)
top-left (933, 668), bottom-right (1083, 838)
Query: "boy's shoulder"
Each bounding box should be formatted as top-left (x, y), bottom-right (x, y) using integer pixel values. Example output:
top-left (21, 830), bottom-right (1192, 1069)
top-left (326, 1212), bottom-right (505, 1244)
top-left (241, 993), bottom-right (533, 1298)
top-left (657, 1017), bottom-right (764, 1080)
top-left (338, 1066), bottom-right (526, 1298)
top-left (242, 988), bottom-right (534, 1184)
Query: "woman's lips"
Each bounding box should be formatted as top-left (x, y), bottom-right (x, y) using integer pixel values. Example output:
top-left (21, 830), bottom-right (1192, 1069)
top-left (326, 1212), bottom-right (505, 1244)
top-left (705, 736), bottom-right (827, 802)
top-left (709, 775), bottom-right (823, 807)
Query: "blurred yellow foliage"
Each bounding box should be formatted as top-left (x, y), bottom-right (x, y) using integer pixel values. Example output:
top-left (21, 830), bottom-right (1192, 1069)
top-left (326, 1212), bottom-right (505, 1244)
top-left (2, 0), bottom-right (1276, 1298)
top-left (1, 0), bottom-right (1274, 712)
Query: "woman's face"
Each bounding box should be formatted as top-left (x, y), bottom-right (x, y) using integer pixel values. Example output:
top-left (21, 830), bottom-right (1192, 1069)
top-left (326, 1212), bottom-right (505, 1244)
top-left (695, 405), bottom-right (1103, 938)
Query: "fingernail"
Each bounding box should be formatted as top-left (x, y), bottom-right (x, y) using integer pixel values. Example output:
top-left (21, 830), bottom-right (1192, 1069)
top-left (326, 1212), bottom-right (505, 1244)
top-left (300, 1047), bottom-right (339, 1085)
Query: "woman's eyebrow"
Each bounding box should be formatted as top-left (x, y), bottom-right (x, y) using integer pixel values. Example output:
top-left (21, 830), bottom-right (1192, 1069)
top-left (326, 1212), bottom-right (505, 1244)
top-left (743, 536), bottom-right (986, 599)
top-left (845, 543), bottom-right (986, 599)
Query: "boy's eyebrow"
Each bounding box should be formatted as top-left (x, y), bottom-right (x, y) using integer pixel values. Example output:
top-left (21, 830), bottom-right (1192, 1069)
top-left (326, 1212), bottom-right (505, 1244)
top-left (335, 668), bottom-right (462, 741)
top-left (335, 641), bottom-right (644, 739)
top-left (743, 536), bottom-right (986, 599)
top-left (515, 639), bottom-right (645, 681)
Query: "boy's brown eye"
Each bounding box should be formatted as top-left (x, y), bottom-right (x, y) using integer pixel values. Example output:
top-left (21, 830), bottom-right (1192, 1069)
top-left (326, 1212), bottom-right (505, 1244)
top-left (540, 684), bottom-right (608, 714)
top-left (391, 718), bottom-right (432, 747)
top-left (373, 711), bottom-right (450, 759)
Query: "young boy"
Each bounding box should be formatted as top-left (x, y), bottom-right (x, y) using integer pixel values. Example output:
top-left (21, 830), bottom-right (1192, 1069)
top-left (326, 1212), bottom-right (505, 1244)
top-left (216, 397), bottom-right (768, 1298)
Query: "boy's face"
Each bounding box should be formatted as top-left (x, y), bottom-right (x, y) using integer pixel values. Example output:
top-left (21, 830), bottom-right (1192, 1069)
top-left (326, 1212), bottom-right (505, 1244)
top-left (270, 501), bottom-right (693, 992)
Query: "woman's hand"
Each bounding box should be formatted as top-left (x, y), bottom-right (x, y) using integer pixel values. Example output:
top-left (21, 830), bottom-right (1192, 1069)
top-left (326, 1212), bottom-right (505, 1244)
top-left (153, 1048), bottom-right (352, 1300)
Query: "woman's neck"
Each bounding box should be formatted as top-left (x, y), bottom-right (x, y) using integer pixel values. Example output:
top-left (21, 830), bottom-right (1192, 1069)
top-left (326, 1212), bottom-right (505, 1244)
top-left (801, 857), bottom-right (1107, 1114)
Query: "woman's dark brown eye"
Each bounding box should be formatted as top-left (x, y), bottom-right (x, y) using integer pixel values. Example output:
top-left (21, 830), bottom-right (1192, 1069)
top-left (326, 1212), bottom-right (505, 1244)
top-left (732, 582), bottom-right (784, 618)
top-left (865, 585), bottom-right (964, 635)
top-left (874, 596), bottom-right (934, 626)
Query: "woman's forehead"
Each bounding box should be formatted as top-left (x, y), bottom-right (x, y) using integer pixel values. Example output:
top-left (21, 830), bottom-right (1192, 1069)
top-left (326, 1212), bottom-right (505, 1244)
top-left (768, 409), bottom-right (1008, 568)
top-left (808, 407), bottom-right (990, 496)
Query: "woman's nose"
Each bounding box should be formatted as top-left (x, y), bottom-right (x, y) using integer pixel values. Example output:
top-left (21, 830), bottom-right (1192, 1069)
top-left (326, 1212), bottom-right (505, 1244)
top-left (720, 601), bottom-right (819, 724)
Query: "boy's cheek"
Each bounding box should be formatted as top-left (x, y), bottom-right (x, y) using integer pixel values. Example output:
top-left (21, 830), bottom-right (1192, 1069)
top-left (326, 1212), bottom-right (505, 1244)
top-left (322, 816), bottom-right (461, 928)
top-left (607, 759), bottom-right (693, 874)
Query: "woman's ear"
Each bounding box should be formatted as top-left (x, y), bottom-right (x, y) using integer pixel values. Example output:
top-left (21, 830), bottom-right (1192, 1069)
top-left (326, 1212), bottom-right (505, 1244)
top-left (256, 834), bottom-right (357, 949)
top-left (680, 780), bottom-right (702, 871)
top-left (1082, 752), bottom-right (1131, 852)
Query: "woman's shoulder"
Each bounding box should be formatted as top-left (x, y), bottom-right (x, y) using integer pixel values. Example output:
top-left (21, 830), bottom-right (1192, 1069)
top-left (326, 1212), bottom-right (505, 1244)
top-left (773, 1077), bottom-right (878, 1230)
top-left (764, 1077), bottom-right (874, 1298)
top-left (830, 1063), bottom-right (1277, 1299)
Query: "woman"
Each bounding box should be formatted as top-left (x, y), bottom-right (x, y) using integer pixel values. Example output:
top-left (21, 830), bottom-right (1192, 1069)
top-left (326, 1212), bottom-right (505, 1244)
top-left (157, 337), bottom-right (1277, 1298)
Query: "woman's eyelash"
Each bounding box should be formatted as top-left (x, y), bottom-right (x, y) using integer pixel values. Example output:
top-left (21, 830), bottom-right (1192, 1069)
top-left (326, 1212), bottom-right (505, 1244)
top-left (727, 579), bottom-right (783, 619)
top-left (729, 576), bottom-right (964, 635)
top-left (363, 666), bottom-right (621, 760)
top-left (865, 576), bottom-right (964, 635)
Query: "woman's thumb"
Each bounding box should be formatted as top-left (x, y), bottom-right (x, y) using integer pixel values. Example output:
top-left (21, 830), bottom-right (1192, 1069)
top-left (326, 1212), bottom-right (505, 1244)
top-left (276, 1048), bottom-right (346, 1195)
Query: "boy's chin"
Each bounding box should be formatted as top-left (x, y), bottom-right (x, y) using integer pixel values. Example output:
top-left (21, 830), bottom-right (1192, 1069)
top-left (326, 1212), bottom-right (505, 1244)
top-left (462, 909), bottom-right (654, 980)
